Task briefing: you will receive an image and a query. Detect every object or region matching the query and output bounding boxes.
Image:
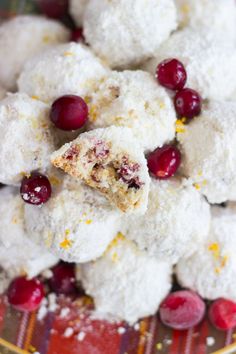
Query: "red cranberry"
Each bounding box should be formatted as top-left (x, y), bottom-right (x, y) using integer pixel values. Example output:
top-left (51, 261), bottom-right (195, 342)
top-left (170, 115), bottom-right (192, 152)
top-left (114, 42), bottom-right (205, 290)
top-left (209, 298), bottom-right (236, 331)
top-left (50, 95), bottom-right (88, 131)
top-left (49, 262), bottom-right (76, 295)
top-left (7, 277), bottom-right (44, 312)
top-left (159, 290), bottom-right (206, 330)
top-left (36, 0), bottom-right (68, 18)
top-left (71, 28), bottom-right (84, 42)
top-left (174, 88), bottom-right (202, 119)
top-left (147, 145), bottom-right (181, 180)
top-left (156, 58), bottom-right (187, 91)
top-left (20, 173), bottom-right (52, 205)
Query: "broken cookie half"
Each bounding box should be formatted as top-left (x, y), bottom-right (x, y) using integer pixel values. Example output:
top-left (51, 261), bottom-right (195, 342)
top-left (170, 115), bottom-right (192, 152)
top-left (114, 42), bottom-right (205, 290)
top-left (51, 127), bottom-right (150, 214)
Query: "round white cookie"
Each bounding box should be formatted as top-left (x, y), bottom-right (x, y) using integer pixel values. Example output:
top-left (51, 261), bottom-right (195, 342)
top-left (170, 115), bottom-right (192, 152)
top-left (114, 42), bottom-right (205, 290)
top-left (0, 93), bottom-right (56, 185)
top-left (0, 187), bottom-right (58, 279)
top-left (87, 70), bottom-right (176, 152)
top-left (175, 0), bottom-right (236, 43)
top-left (0, 86), bottom-right (6, 100)
top-left (18, 42), bottom-right (109, 103)
top-left (78, 234), bottom-right (172, 324)
top-left (125, 178), bottom-right (210, 264)
top-left (51, 126), bottom-right (150, 214)
top-left (69, 0), bottom-right (88, 26)
top-left (24, 181), bottom-right (121, 263)
top-left (177, 204), bottom-right (236, 301)
top-left (143, 28), bottom-right (236, 100)
top-left (177, 101), bottom-right (236, 204)
top-left (83, 0), bottom-right (177, 68)
top-left (0, 15), bottom-right (69, 90)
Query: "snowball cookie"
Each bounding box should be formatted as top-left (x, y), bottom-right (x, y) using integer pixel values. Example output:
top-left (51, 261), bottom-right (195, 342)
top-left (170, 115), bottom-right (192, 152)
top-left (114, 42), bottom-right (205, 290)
top-left (78, 233), bottom-right (172, 324)
top-left (0, 93), bottom-right (55, 185)
top-left (0, 15), bottom-right (69, 90)
top-left (87, 70), bottom-right (176, 152)
top-left (177, 101), bottom-right (236, 204)
top-left (177, 204), bottom-right (236, 301)
top-left (125, 178), bottom-right (210, 265)
top-left (0, 187), bottom-right (58, 279)
top-left (18, 42), bottom-right (110, 103)
top-left (143, 28), bottom-right (236, 100)
top-left (175, 0), bottom-right (236, 42)
top-left (0, 86), bottom-right (6, 100)
top-left (83, 0), bottom-right (177, 68)
top-left (69, 0), bottom-right (88, 26)
top-left (51, 126), bottom-right (150, 214)
top-left (24, 182), bottom-right (121, 263)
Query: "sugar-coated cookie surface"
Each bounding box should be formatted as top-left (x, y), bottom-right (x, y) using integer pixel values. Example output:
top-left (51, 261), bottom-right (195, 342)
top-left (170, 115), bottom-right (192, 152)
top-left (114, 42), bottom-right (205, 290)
top-left (0, 86), bottom-right (6, 100)
top-left (0, 187), bottom-right (58, 279)
top-left (69, 0), bottom-right (88, 26)
top-left (51, 127), bottom-right (150, 214)
top-left (0, 15), bottom-right (69, 90)
top-left (125, 178), bottom-right (210, 264)
top-left (177, 205), bottom-right (236, 301)
top-left (79, 234), bottom-right (172, 324)
top-left (0, 93), bottom-right (55, 185)
top-left (18, 42), bottom-right (109, 103)
top-left (175, 0), bottom-right (236, 42)
top-left (83, 0), bottom-right (177, 68)
top-left (143, 28), bottom-right (236, 100)
top-left (178, 101), bottom-right (236, 204)
top-left (24, 180), bottom-right (120, 263)
top-left (87, 70), bottom-right (176, 152)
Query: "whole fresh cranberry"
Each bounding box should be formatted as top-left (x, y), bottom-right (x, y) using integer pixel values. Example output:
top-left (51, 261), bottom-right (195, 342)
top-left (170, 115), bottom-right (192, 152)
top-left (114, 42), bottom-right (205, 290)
top-left (147, 145), bottom-right (181, 179)
top-left (50, 95), bottom-right (88, 131)
top-left (20, 173), bottom-right (52, 205)
top-left (49, 262), bottom-right (76, 295)
top-left (174, 88), bottom-right (202, 119)
top-left (156, 58), bottom-right (187, 91)
top-left (159, 290), bottom-right (206, 330)
top-left (7, 277), bottom-right (44, 312)
top-left (71, 28), bottom-right (84, 42)
top-left (209, 298), bottom-right (236, 331)
top-left (36, 0), bottom-right (69, 19)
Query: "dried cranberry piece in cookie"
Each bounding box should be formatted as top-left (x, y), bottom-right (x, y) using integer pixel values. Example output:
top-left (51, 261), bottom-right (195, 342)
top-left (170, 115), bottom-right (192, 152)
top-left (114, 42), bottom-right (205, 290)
top-left (36, 0), bottom-right (69, 19)
top-left (51, 127), bottom-right (150, 214)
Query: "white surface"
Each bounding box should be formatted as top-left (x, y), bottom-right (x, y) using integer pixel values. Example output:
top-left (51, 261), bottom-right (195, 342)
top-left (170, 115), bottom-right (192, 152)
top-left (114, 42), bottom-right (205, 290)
top-left (79, 235), bottom-right (172, 324)
top-left (143, 28), bottom-right (236, 100)
top-left (175, 0), bottom-right (236, 43)
top-left (177, 204), bottom-right (236, 301)
top-left (0, 93), bottom-right (55, 185)
top-left (0, 15), bottom-right (69, 90)
top-left (178, 100), bottom-right (236, 203)
top-left (18, 42), bottom-right (110, 103)
top-left (0, 187), bottom-right (58, 279)
top-left (25, 180), bottom-right (121, 263)
top-left (88, 70), bottom-right (176, 152)
top-left (83, 0), bottom-right (177, 68)
top-left (125, 178), bottom-right (210, 264)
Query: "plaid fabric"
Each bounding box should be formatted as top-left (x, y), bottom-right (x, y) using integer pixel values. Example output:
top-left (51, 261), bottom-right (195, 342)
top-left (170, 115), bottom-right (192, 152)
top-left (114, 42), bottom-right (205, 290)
top-left (0, 294), bottom-right (234, 354)
top-left (0, 1), bottom-right (234, 353)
